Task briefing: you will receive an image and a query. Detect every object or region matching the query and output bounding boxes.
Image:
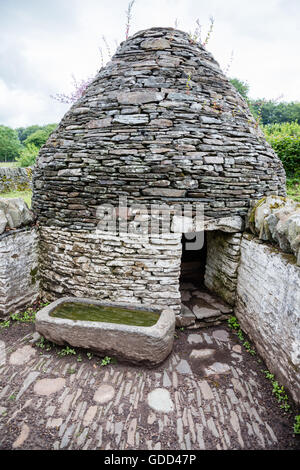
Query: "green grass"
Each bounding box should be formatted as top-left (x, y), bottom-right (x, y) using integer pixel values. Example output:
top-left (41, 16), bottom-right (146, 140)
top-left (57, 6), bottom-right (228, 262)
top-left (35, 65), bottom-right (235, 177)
top-left (286, 177), bottom-right (300, 202)
top-left (0, 190), bottom-right (32, 207)
top-left (0, 161), bottom-right (18, 168)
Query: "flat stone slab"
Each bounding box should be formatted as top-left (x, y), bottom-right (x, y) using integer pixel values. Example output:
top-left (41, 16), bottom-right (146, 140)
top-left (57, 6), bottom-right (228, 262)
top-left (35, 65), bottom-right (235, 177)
top-left (232, 344), bottom-right (242, 353)
top-left (180, 304), bottom-right (195, 318)
top-left (147, 388), bottom-right (174, 413)
top-left (213, 330), bottom-right (230, 342)
top-left (193, 290), bottom-right (232, 313)
top-left (187, 334), bottom-right (203, 344)
top-left (0, 340), bottom-right (6, 366)
top-left (190, 348), bottom-right (215, 360)
top-left (93, 384), bottom-right (115, 404)
top-left (9, 345), bottom-right (36, 365)
top-left (181, 291), bottom-right (192, 301)
top-left (192, 301), bottom-right (221, 320)
top-left (176, 359), bottom-right (192, 375)
top-left (205, 362), bottom-right (231, 376)
top-left (12, 424), bottom-right (30, 449)
top-left (33, 378), bottom-right (66, 396)
top-left (210, 301), bottom-right (233, 314)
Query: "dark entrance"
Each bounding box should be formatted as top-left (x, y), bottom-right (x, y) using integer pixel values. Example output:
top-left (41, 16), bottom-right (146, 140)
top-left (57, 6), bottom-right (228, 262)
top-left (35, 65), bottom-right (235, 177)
top-left (180, 232), bottom-right (207, 288)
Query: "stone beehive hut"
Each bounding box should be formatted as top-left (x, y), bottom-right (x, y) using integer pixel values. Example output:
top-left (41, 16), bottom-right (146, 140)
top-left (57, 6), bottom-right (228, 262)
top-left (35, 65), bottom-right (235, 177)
top-left (32, 27), bottom-right (286, 313)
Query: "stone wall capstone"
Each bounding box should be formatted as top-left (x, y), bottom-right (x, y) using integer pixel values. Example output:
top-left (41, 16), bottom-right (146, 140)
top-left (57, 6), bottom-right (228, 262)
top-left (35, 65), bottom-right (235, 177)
top-left (0, 167), bottom-right (32, 193)
top-left (235, 233), bottom-right (300, 404)
top-left (0, 228), bottom-right (39, 318)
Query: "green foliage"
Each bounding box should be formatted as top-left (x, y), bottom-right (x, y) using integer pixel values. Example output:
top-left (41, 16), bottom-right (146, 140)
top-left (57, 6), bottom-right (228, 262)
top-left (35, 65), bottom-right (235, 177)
top-left (16, 125), bottom-right (40, 144)
top-left (286, 177), bottom-right (300, 202)
top-left (0, 190), bottom-right (32, 207)
top-left (262, 370), bottom-right (291, 412)
top-left (15, 143), bottom-right (39, 167)
top-left (243, 341), bottom-right (256, 356)
top-left (0, 161), bottom-right (17, 168)
top-left (262, 121), bottom-right (300, 177)
top-left (16, 124), bottom-right (57, 145)
top-left (35, 336), bottom-right (53, 352)
top-left (0, 319), bottom-right (10, 329)
top-left (227, 315), bottom-right (240, 330)
top-left (229, 78), bottom-right (250, 101)
top-left (57, 346), bottom-right (77, 357)
top-left (227, 315), bottom-right (253, 345)
top-left (86, 352), bottom-right (93, 360)
top-left (251, 100), bottom-right (300, 125)
top-left (10, 309), bottom-right (36, 323)
top-left (294, 415), bottom-right (300, 435)
top-left (100, 356), bottom-right (112, 366)
top-left (0, 125), bottom-right (22, 162)
top-left (24, 129), bottom-right (49, 148)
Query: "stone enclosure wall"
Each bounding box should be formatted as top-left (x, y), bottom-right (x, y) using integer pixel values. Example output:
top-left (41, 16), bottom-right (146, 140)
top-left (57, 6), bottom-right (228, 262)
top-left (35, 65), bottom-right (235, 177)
top-left (0, 167), bottom-right (32, 193)
top-left (0, 228), bottom-right (39, 318)
top-left (39, 227), bottom-right (182, 314)
top-left (204, 231), bottom-right (242, 306)
top-left (235, 233), bottom-right (300, 404)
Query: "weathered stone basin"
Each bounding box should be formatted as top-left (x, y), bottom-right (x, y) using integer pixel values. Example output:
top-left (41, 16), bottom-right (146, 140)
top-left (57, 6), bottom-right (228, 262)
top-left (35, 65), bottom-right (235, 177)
top-left (35, 297), bottom-right (175, 366)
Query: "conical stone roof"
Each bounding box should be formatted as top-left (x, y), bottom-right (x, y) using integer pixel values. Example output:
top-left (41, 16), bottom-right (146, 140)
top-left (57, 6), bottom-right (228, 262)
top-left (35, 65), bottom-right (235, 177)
top-left (33, 27), bottom-right (286, 230)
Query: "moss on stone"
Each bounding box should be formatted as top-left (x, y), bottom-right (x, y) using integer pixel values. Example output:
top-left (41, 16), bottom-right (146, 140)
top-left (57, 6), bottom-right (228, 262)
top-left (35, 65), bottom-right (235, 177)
top-left (248, 197), bottom-right (266, 224)
top-left (30, 266), bottom-right (38, 285)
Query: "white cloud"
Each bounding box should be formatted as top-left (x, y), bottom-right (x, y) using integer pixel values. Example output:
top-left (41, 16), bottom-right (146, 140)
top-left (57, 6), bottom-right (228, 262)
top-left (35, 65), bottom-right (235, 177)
top-left (0, 0), bottom-right (299, 128)
top-left (0, 79), bottom-right (68, 128)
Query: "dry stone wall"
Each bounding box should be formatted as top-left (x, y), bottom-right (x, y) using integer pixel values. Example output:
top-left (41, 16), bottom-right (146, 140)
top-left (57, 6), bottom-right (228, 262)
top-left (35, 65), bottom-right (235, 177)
top-left (32, 27), bottom-right (285, 231)
top-left (0, 228), bottom-right (39, 318)
top-left (0, 167), bottom-right (32, 193)
top-left (204, 231), bottom-right (242, 305)
top-left (235, 233), bottom-right (300, 404)
top-left (39, 227), bottom-right (182, 313)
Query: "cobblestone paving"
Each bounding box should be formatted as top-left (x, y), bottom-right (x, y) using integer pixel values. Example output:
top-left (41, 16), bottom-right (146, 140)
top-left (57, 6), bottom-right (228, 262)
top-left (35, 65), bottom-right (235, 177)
top-left (0, 326), bottom-right (297, 450)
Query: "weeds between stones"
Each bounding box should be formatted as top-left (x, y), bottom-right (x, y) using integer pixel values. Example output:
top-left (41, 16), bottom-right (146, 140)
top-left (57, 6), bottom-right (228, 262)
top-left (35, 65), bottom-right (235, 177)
top-left (227, 315), bottom-right (293, 417)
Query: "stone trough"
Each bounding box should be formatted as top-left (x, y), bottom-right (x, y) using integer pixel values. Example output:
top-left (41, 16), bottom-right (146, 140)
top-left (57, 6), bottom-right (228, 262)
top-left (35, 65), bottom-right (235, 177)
top-left (35, 297), bottom-right (175, 366)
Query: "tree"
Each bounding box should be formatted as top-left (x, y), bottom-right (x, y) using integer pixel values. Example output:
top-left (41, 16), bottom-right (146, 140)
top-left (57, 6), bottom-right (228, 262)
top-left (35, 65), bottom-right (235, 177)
top-left (262, 121), bottom-right (300, 177)
top-left (17, 123), bottom-right (57, 146)
top-left (0, 125), bottom-right (22, 162)
top-left (251, 100), bottom-right (300, 125)
top-left (16, 125), bottom-right (40, 144)
top-left (15, 143), bottom-right (39, 167)
top-left (229, 78), bottom-right (250, 101)
top-left (24, 129), bottom-right (50, 148)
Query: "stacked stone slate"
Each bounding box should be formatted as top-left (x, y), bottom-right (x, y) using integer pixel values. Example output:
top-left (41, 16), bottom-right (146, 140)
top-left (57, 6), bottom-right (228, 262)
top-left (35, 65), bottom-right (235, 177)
top-left (32, 27), bottom-right (286, 307)
top-left (32, 27), bottom-right (285, 229)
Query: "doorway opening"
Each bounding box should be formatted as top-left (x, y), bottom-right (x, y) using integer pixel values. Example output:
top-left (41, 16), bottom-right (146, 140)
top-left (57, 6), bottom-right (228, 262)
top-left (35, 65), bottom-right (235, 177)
top-left (179, 230), bottom-right (233, 326)
top-left (180, 232), bottom-right (207, 288)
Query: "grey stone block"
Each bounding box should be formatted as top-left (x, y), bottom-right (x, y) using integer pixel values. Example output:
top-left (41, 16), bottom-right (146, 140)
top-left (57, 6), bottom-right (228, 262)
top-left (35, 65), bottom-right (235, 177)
top-left (35, 297), bottom-right (175, 366)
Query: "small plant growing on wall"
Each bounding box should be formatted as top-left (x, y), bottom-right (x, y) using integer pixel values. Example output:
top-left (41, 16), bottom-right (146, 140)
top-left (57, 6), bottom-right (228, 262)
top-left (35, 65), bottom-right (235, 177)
top-left (294, 415), bottom-right (300, 435)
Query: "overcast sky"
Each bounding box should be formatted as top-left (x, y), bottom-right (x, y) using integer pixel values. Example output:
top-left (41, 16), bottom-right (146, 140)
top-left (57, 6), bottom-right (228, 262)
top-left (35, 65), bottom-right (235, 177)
top-left (0, 0), bottom-right (299, 128)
